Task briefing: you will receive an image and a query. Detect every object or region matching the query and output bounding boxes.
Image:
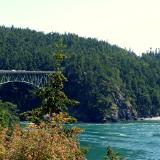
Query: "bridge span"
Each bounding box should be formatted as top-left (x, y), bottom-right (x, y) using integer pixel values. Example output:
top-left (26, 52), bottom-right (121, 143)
top-left (0, 70), bottom-right (53, 87)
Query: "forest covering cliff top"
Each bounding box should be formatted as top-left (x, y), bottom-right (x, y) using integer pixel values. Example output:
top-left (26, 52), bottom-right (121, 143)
top-left (0, 26), bottom-right (160, 122)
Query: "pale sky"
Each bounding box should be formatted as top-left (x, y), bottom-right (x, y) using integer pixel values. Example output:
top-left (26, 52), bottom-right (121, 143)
top-left (0, 0), bottom-right (160, 55)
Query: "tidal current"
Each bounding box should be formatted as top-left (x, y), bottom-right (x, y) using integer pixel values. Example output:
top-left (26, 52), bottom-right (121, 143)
top-left (76, 121), bottom-right (160, 160)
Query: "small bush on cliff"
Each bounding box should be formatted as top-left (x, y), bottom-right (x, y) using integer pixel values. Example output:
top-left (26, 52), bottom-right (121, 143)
top-left (0, 100), bottom-right (19, 128)
top-left (104, 146), bottom-right (123, 160)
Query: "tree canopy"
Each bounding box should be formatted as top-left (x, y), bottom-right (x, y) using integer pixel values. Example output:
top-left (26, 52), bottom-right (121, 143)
top-left (0, 26), bottom-right (160, 122)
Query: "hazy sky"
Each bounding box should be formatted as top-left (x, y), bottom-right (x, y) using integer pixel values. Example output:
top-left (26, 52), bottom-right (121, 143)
top-left (0, 0), bottom-right (160, 55)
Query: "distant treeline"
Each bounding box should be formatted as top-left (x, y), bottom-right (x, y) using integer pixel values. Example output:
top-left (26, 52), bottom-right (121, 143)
top-left (0, 26), bottom-right (160, 122)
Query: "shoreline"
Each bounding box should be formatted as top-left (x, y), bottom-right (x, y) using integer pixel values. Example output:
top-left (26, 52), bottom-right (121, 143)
top-left (138, 116), bottom-right (160, 121)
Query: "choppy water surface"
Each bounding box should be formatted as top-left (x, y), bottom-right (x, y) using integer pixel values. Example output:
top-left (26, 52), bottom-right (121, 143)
top-left (76, 121), bottom-right (160, 160)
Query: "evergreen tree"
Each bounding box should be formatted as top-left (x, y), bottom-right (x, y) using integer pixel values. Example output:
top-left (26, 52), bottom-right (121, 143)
top-left (22, 43), bottom-right (78, 123)
top-left (37, 43), bottom-right (78, 116)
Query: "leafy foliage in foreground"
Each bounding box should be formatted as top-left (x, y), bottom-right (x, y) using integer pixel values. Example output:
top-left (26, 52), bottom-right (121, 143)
top-left (0, 114), bottom-right (85, 160)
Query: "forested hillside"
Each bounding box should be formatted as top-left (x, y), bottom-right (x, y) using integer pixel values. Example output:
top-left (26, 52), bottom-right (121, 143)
top-left (0, 26), bottom-right (160, 122)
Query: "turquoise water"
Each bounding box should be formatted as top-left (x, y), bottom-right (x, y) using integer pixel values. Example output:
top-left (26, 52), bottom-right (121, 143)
top-left (76, 122), bottom-right (160, 160)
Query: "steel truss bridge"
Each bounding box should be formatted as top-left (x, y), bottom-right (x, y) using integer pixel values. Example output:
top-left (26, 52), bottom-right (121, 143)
top-left (0, 70), bottom-right (53, 87)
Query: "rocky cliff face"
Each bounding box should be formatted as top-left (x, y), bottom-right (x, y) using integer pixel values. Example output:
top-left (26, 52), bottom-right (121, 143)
top-left (70, 89), bottom-right (138, 123)
top-left (102, 91), bottom-right (138, 122)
